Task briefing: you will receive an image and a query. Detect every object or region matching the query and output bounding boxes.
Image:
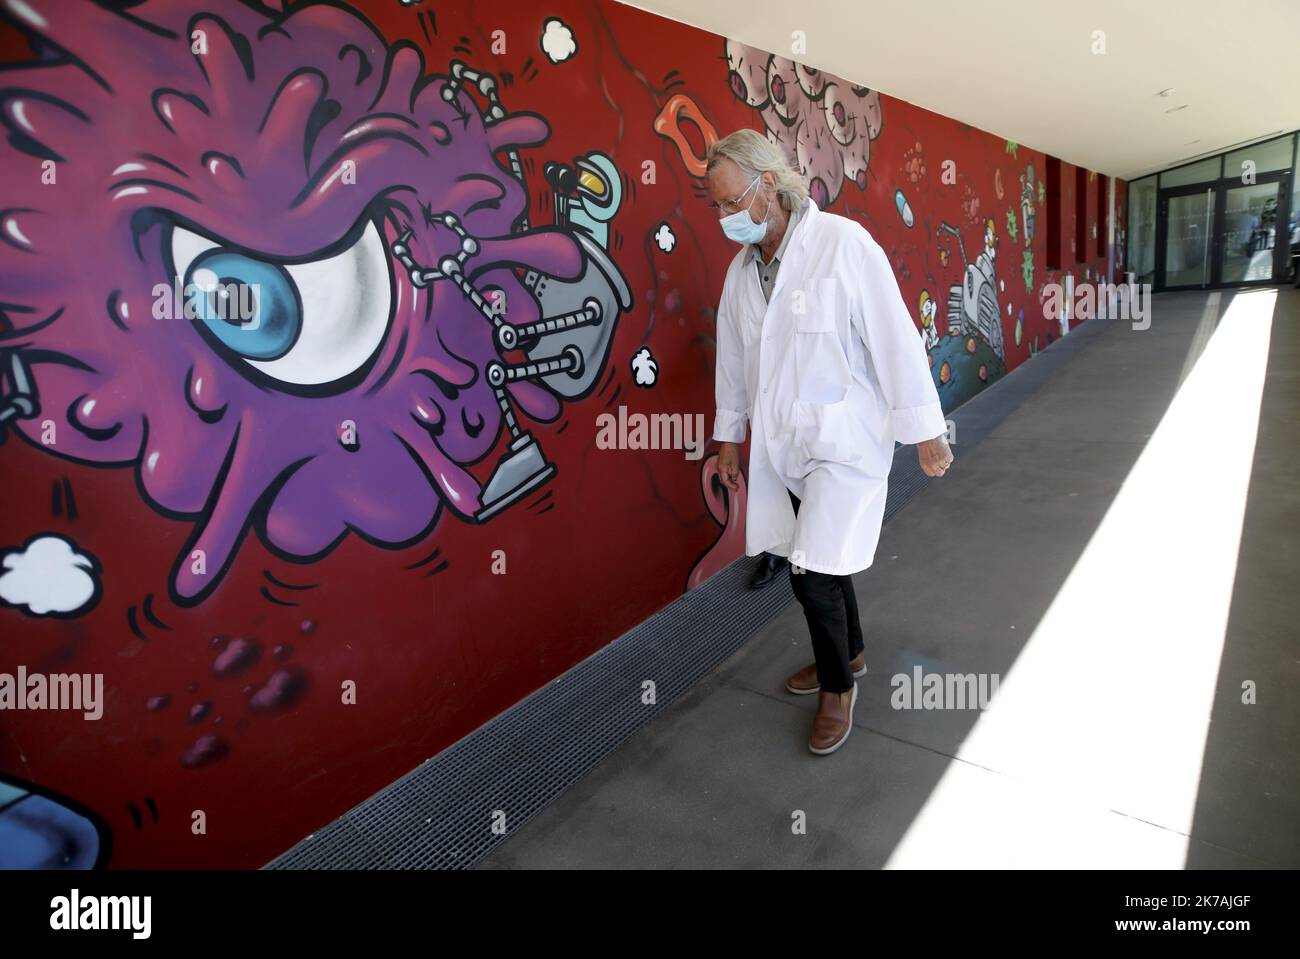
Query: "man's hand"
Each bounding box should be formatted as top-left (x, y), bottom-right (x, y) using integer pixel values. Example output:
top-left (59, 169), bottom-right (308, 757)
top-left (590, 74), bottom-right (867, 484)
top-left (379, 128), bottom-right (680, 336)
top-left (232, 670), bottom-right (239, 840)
top-left (917, 435), bottom-right (953, 477)
top-left (718, 441), bottom-right (741, 490)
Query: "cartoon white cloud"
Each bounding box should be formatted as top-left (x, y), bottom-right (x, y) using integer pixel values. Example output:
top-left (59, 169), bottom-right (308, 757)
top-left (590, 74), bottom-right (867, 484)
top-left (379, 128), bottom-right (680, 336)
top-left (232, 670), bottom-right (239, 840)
top-left (0, 534), bottom-right (101, 617)
top-left (540, 18), bottom-right (577, 64)
top-left (654, 222), bottom-right (676, 253)
top-left (631, 347), bottom-right (659, 387)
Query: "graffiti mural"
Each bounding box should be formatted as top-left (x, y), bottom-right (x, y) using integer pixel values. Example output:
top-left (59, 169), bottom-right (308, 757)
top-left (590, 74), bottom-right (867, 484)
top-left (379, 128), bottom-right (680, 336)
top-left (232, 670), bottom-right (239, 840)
top-left (0, 0), bottom-right (633, 608)
top-left (0, 0), bottom-right (1122, 868)
top-left (723, 39), bottom-right (882, 209)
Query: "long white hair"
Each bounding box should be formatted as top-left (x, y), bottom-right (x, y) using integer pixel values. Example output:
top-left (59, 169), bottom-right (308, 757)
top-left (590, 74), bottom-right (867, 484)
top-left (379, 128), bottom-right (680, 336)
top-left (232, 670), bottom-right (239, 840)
top-left (706, 128), bottom-right (809, 209)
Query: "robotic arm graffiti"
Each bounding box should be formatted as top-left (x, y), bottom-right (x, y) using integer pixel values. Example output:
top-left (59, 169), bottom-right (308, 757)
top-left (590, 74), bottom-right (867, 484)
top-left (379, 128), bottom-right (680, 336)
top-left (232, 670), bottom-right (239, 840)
top-left (388, 158), bottom-right (630, 521)
top-left (0, 350), bottom-right (37, 434)
top-left (0, 0), bottom-right (631, 604)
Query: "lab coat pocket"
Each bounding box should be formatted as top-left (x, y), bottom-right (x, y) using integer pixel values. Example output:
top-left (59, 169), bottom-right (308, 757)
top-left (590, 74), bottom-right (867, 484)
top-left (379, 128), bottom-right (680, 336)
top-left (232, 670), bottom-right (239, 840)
top-left (792, 397), bottom-right (858, 464)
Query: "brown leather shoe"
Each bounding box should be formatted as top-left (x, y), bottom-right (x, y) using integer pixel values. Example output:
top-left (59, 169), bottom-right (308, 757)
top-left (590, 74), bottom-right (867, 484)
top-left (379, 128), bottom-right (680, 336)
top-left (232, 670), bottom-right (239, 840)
top-left (784, 653), bottom-right (866, 695)
top-left (809, 683), bottom-right (857, 755)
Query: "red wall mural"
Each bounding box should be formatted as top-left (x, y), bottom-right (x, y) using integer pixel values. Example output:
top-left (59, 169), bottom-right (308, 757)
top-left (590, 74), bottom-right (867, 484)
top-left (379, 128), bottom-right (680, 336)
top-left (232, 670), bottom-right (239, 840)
top-left (0, 0), bottom-right (1125, 867)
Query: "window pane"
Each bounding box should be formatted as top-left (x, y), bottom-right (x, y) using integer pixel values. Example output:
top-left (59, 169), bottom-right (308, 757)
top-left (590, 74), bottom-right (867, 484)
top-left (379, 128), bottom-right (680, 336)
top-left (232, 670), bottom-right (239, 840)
top-left (1160, 157), bottom-right (1221, 188)
top-left (1127, 176), bottom-right (1157, 283)
top-left (1291, 138), bottom-right (1300, 282)
top-left (1220, 183), bottom-right (1279, 283)
top-left (1223, 136), bottom-right (1295, 182)
top-left (1165, 190), bottom-right (1214, 287)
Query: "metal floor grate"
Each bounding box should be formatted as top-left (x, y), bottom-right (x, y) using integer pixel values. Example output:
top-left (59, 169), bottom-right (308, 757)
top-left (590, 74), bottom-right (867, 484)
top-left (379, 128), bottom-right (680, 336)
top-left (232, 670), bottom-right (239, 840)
top-left (267, 318), bottom-right (1106, 869)
top-left (266, 555), bottom-right (796, 869)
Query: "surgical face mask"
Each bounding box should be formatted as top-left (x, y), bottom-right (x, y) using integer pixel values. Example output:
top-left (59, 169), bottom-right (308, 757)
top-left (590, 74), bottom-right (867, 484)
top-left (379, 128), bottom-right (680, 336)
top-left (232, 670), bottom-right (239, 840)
top-left (719, 176), bottom-right (773, 245)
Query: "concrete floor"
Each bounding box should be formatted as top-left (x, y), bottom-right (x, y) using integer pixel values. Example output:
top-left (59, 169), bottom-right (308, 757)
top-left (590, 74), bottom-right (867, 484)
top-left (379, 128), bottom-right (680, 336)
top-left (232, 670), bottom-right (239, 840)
top-left (479, 287), bottom-right (1300, 869)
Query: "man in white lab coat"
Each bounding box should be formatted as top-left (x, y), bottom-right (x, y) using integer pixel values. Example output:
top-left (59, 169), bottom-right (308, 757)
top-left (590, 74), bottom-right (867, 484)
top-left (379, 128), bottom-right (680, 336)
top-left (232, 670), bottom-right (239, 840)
top-left (706, 129), bottom-right (954, 755)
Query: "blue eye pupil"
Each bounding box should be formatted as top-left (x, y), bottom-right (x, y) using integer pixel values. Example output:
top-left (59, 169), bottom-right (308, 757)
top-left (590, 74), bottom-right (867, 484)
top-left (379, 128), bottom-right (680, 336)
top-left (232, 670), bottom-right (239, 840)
top-left (204, 277), bottom-right (259, 329)
top-left (186, 249), bottom-right (301, 361)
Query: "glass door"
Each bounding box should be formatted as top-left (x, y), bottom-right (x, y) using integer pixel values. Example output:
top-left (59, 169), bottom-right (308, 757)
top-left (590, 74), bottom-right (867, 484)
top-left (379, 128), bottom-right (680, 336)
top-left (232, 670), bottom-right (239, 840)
top-left (1159, 187), bottom-right (1215, 289)
top-left (1216, 181), bottom-right (1283, 284)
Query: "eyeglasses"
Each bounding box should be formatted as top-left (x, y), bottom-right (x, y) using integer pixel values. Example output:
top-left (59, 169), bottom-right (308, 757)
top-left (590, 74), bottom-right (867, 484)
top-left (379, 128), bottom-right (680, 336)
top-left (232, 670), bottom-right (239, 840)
top-left (709, 176), bottom-right (761, 215)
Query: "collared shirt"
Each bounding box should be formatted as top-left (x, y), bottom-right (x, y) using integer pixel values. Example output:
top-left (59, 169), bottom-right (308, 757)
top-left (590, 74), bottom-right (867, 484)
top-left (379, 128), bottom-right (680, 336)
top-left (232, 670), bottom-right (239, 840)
top-left (745, 199), bottom-right (804, 303)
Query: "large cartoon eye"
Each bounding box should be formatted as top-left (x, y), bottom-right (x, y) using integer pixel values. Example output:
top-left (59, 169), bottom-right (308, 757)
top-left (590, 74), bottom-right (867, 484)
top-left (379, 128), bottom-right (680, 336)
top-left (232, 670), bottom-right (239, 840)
top-left (171, 220), bottom-right (393, 389)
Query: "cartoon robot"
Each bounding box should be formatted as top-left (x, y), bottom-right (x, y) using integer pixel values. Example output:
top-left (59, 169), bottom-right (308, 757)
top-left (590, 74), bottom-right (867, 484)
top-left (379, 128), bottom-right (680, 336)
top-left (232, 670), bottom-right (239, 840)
top-left (938, 221), bottom-right (1004, 360)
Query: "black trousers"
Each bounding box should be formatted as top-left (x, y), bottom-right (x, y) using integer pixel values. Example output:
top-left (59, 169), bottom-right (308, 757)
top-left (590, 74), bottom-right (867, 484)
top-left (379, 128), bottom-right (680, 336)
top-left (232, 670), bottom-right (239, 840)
top-left (787, 488), bottom-right (865, 693)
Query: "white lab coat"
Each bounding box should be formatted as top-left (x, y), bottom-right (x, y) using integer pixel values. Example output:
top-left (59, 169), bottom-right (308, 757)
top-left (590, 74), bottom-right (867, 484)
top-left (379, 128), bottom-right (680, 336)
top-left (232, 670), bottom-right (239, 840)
top-left (712, 198), bottom-right (946, 576)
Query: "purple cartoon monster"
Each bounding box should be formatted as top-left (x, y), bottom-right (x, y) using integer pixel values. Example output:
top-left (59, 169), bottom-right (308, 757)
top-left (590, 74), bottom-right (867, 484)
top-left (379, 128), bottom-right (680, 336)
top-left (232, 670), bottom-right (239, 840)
top-left (0, 0), bottom-right (625, 603)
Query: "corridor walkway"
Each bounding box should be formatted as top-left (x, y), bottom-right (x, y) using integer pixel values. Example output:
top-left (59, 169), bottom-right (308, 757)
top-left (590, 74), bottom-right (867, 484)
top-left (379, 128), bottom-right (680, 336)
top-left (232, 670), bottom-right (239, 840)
top-left (479, 287), bottom-right (1299, 869)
